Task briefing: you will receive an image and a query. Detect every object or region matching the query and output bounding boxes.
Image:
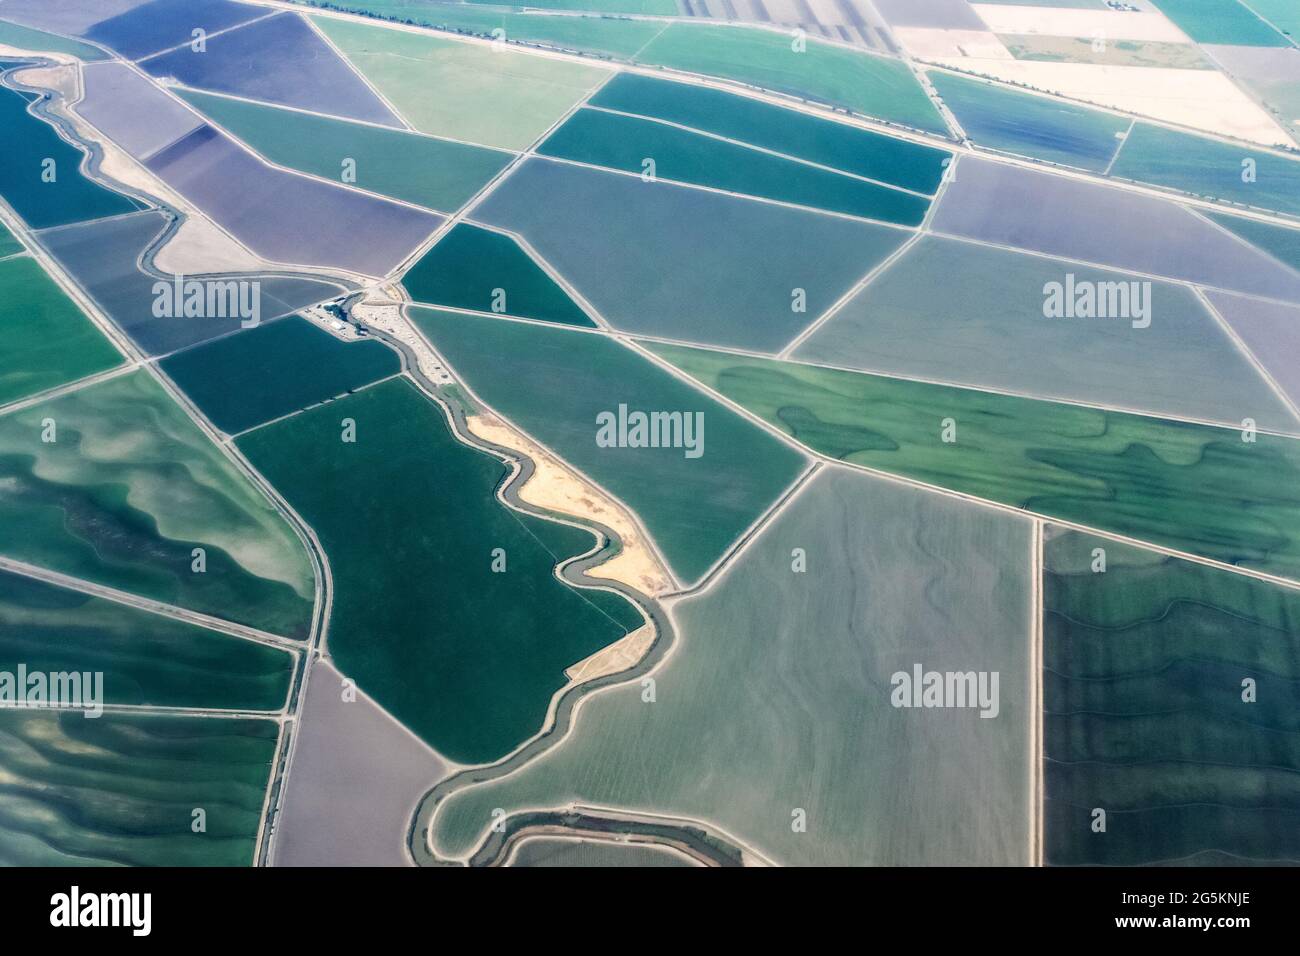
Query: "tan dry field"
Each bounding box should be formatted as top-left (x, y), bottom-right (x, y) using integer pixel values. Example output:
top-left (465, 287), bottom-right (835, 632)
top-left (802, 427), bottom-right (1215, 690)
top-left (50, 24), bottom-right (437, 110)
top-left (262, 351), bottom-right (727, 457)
top-left (564, 622), bottom-right (655, 684)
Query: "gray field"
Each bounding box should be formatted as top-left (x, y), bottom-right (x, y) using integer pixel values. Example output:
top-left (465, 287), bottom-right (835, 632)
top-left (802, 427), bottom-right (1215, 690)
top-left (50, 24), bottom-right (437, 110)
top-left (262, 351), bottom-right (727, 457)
top-left (931, 159), bottom-right (1300, 303)
top-left (872, 0), bottom-right (984, 29)
top-left (1204, 290), bottom-right (1300, 411)
top-left (430, 466), bottom-right (1032, 866)
top-left (1204, 45), bottom-right (1300, 139)
top-left (145, 125), bottom-right (442, 277)
top-left (77, 61), bottom-right (204, 161)
top-left (473, 158), bottom-right (910, 353)
top-left (271, 660), bottom-right (449, 867)
top-left (508, 837), bottom-right (699, 867)
top-left (39, 210), bottom-right (350, 356)
top-left (796, 235), bottom-right (1299, 430)
top-left (0, 0), bottom-right (141, 35)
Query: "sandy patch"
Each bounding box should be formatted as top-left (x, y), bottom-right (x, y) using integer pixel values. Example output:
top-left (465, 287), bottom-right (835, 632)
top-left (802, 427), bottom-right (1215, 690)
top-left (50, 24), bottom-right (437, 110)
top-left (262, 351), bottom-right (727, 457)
top-left (564, 622), bottom-right (655, 684)
top-left (970, 4), bottom-right (1192, 43)
top-left (931, 58), bottom-right (1295, 145)
top-left (465, 413), bottom-right (672, 598)
top-left (11, 62), bottom-right (79, 100)
top-left (893, 27), bottom-right (1013, 60)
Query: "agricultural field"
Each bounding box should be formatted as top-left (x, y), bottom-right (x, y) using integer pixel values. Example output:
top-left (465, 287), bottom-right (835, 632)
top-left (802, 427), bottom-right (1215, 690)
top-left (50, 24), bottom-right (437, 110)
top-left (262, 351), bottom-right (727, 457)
top-left (1109, 122), bottom-right (1300, 216)
top-left (794, 235), bottom-right (1297, 430)
top-left (631, 23), bottom-right (950, 134)
top-left (0, 370), bottom-right (315, 637)
top-left (652, 344), bottom-right (1300, 583)
top-left (38, 210), bottom-right (349, 355)
top-left (425, 467), bottom-right (1033, 866)
top-left (401, 223), bottom-right (596, 327)
top-left (0, 85), bottom-right (141, 229)
top-left (928, 70), bottom-right (1129, 171)
top-left (470, 158), bottom-right (911, 351)
top-left (0, 568), bottom-right (293, 712)
top-left (0, 711), bottom-right (279, 866)
top-left (1043, 528), bottom-right (1300, 865)
top-left (537, 108), bottom-right (932, 224)
top-left (409, 308), bottom-right (809, 585)
top-left (237, 377), bottom-right (645, 764)
top-left (160, 315), bottom-right (401, 435)
top-left (176, 88), bottom-right (511, 213)
top-left (1, 0), bottom-right (1297, 886)
top-left (315, 16), bottom-right (609, 149)
top-left (931, 158), bottom-right (1300, 302)
top-left (0, 254), bottom-right (122, 406)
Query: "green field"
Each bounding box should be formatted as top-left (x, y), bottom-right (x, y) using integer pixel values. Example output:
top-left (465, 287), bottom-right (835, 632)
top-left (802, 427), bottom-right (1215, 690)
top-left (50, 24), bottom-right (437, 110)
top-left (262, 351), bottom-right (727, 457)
top-left (1044, 529), bottom-right (1300, 865)
top-left (161, 316), bottom-right (400, 435)
top-left (1110, 123), bottom-right (1300, 214)
top-left (315, 16), bottom-right (610, 149)
top-left (299, 2), bottom-right (667, 59)
top-left (0, 568), bottom-right (293, 711)
top-left (1206, 210), bottom-right (1300, 272)
top-left (237, 376), bottom-right (643, 764)
top-left (1151, 0), bottom-right (1290, 46)
top-left (633, 24), bottom-right (950, 135)
top-left (462, 0), bottom-right (677, 13)
top-left (0, 86), bottom-right (141, 229)
top-left (428, 467), bottom-right (1032, 865)
top-left (1242, 0), bottom-right (1300, 40)
top-left (589, 72), bottom-right (951, 193)
top-left (0, 711), bottom-right (278, 866)
top-left (794, 235), bottom-right (1296, 430)
top-left (0, 19), bottom-right (110, 61)
top-left (410, 308), bottom-right (808, 584)
top-left (401, 223), bottom-right (595, 326)
top-left (0, 255), bottom-right (122, 406)
top-left (539, 108), bottom-right (930, 223)
top-left (0, 219), bottom-right (22, 258)
top-left (0, 371), bottom-right (315, 637)
top-left (175, 88), bottom-right (510, 212)
top-left (929, 71), bottom-right (1129, 172)
top-left (651, 345), bottom-right (1300, 583)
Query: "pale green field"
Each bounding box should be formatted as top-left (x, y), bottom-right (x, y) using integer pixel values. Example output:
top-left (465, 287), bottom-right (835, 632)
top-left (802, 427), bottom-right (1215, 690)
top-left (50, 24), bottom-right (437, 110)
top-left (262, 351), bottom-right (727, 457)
top-left (315, 16), bottom-right (610, 149)
top-left (430, 466), bottom-right (1032, 865)
top-left (0, 371), bottom-right (315, 637)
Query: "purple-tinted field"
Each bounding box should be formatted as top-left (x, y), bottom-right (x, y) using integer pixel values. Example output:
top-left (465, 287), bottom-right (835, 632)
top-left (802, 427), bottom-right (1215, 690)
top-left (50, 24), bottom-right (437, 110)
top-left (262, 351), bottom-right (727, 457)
top-left (37, 210), bottom-right (352, 356)
top-left (1205, 290), bottom-right (1300, 413)
top-left (145, 125), bottom-right (441, 277)
top-left (141, 12), bottom-right (400, 127)
top-left (77, 62), bottom-right (203, 160)
top-left (931, 159), bottom-right (1300, 304)
top-left (0, 0), bottom-right (141, 35)
top-left (85, 0), bottom-right (267, 61)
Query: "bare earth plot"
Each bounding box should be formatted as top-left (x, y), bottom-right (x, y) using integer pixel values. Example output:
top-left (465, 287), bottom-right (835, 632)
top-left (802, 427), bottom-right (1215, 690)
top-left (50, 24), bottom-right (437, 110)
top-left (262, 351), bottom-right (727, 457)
top-left (142, 12), bottom-right (403, 126)
top-left (929, 158), bottom-right (1300, 303)
top-left (471, 158), bottom-right (911, 352)
top-left (271, 660), bottom-right (449, 867)
top-left (314, 15), bottom-right (610, 150)
top-left (1205, 44), bottom-right (1300, 141)
top-left (794, 235), bottom-right (1299, 431)
top-left (428, 466), bottom-right (1033, 866)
